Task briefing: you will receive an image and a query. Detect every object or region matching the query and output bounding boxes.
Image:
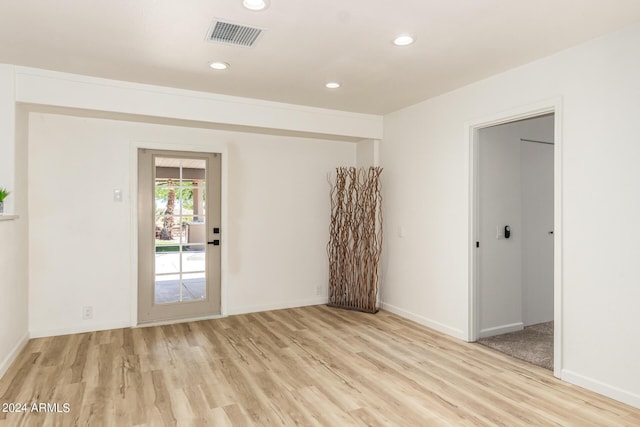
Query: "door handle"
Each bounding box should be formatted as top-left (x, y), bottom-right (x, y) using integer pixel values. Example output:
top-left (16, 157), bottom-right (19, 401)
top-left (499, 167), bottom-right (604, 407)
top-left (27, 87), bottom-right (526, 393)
top-left (208, 240), bottom-right (220, 245)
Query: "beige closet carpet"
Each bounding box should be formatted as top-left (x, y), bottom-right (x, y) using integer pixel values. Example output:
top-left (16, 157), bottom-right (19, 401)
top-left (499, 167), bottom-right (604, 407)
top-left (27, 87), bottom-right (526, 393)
top-left (478, 321), bottom-right (553, 371)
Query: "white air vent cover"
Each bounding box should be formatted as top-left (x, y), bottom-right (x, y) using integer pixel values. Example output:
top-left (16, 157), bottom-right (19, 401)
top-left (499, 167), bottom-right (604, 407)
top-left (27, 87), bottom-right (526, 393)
top-left (206, 20), bottom-right (264, 47)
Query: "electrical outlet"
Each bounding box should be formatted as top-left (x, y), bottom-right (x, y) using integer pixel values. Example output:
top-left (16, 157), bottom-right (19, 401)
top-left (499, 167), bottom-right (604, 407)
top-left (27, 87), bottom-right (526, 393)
top-left (316, 285), bottom-right (324, 296)
top-left (82, 306), bottom-right (93, 320)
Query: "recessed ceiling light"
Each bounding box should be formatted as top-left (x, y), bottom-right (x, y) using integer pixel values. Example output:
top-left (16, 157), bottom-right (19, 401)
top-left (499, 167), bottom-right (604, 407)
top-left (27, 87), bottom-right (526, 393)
top-left (325, 82), bottom-right (341, 89)
top-left (209, 61), bottom-right (229, 70)
top-left (393, 35), bottom-right (415, 46)
top-left (243, 0), bottom-right (270, 11)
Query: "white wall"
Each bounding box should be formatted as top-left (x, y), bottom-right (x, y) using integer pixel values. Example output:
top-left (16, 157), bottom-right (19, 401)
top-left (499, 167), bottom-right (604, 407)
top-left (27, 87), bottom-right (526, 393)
top-left (478, 115), bottom-right (554, 337)
top-left (0, 219), bottom-right (27, 378)
top-left (0, 66), bottom-right (15, 210)
top-left (356, 140), bottom-right (379, 168)
top-left (0, 67), bottom-right (29, 378)
top-left (478, 123), bottom-right (523, 336)
top-left (382, 23), bottom-right (640, 407)
top-left (521, 120), bottom-right (554, 326)
top-left (28, 113), bottom-right (354, 336)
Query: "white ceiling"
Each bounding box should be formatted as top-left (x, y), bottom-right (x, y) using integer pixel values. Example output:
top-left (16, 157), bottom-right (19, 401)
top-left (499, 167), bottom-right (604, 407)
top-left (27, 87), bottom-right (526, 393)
top-left (1, 1), bottom-right (640, 115)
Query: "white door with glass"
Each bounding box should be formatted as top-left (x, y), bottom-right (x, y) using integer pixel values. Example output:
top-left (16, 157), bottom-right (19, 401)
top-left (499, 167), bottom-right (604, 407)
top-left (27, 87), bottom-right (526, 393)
top-left (138, 149), bottom-right (221, 323)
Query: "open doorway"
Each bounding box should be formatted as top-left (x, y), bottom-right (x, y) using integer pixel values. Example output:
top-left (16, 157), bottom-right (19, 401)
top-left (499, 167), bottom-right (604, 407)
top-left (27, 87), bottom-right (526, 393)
top-left (471, 112), bottom-right (556, 371)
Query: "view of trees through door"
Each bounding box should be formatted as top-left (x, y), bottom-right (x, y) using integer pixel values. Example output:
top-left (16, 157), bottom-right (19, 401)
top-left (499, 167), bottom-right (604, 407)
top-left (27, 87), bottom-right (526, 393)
top-left (154, 157), bottom-right (207, 304)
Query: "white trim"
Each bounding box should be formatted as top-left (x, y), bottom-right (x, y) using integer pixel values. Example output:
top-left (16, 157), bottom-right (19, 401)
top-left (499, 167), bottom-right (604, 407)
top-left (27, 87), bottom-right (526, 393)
top-left (135, 313), bottom-right (223, 328)
top-left (479, 322), bottom-right (524, 339)
top-left (468, 127), bottom-right (480, 342)
top-left (552, 102), bottom-right (563, 379)
top-left (227, 297), bottom-right (329, 316)
top-left (0, 332), bottom-right (29, 379)
top-left (0, 215), bottom-right (19, 221)
top-left (466, 97), bottom-right (563, 378)
top-left (129, 140), bottom-right (229, 326)
top-left (562, 369), bottom-right (640, 409)
top-left (465, 98), bottom-right (560, 130)
top-left (380, 302), bottom-right (467, 341)
top-left (29, 322), bottom-right (131, 339)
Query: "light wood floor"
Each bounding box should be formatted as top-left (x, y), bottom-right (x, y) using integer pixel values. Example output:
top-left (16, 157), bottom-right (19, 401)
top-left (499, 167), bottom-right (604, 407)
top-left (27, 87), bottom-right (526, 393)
top-left (1, 305), bottom-right (639, 426)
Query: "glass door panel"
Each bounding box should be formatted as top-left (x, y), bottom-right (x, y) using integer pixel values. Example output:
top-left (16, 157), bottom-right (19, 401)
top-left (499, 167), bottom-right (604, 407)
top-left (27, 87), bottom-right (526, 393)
top-left (154, 157), bottom-right (207, 305)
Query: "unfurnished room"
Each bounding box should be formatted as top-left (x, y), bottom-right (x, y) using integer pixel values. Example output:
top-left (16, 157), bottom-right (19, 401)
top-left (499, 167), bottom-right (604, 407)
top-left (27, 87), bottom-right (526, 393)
top-left (1, 1), bottom-right (640, 425)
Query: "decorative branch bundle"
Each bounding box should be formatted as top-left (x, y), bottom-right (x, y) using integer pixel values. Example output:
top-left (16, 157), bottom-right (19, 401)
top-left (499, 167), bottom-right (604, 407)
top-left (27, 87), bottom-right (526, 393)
top-left (327, 167), bottom-right (383, 313)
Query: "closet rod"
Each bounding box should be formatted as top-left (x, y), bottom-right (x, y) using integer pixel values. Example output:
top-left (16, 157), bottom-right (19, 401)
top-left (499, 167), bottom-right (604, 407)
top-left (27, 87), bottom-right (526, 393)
top-left (520, 138), bottom-right (554, 145)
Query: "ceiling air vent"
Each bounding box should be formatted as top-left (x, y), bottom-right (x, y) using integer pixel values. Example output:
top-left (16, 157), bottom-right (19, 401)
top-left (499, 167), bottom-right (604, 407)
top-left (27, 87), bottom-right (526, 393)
top-left (206, 19), bottom-right (264, 47)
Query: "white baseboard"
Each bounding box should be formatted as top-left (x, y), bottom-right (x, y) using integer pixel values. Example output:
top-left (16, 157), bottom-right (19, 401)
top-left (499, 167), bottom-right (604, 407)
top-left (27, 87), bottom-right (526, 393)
top-left (380, 302), bottom-right (466, 341)
top-left (228, 297), bottom-right (329, 316)
top-left (135, 313), bottom-right (223, 328)
top-left (479, 322), bottom-right (524, 338)
top-left (562, 369), bottom-right (640, 409)
top-left (0, 332), bottom-right (29, 380)
top-left (30, 299), bottom-right (330, 337)
top-left (29, 321), bottom-right (132, 339)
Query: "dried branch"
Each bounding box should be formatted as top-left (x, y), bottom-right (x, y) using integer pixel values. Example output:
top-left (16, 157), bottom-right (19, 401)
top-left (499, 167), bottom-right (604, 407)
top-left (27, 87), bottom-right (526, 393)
top-left (327, 167), bottom-right (383, 313)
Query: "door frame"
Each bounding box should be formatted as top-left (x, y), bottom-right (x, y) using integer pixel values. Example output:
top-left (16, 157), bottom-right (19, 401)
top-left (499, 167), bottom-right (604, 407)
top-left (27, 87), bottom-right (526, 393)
top-left (129, 140), bottom-right (228, 326)
top-left (467, 98), bottom-right (563, 378)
